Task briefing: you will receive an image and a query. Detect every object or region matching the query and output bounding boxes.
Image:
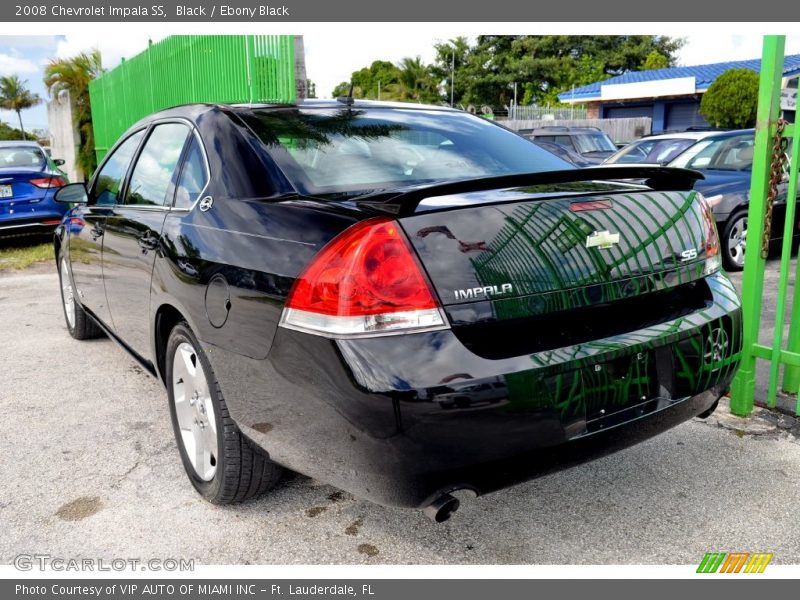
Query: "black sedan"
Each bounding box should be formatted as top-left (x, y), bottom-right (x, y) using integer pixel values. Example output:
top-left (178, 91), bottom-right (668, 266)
top-left (668, 128), bottom-right (799, 271)
top-left (54, 101), bottom-right (742, 521)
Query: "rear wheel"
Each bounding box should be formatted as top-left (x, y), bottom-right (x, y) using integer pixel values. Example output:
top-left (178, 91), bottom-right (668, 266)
top-left (721, 210), bottom-right (747, 271)
top-left (166, 322), bottom-right (282, 504)
top-left (58, 256), bottom-right (103, 340)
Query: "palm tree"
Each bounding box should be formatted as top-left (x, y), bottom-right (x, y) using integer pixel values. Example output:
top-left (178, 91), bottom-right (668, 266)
top-left (44, 49), bottom-right (103, 177)
top-left (0, 75), bottom-right (41, 139)
top-left (396, 57), bottom-right (440, 103)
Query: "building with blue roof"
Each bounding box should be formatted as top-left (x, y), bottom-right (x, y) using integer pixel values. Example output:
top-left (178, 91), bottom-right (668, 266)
top-left (557, 55), bottom-right (800, 132)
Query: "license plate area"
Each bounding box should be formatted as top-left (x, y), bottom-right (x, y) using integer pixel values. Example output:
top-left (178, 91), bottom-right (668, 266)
top-left (583, 352), bottom-right (658, 423)
top-left (0, 185), bottom-right (12, 198)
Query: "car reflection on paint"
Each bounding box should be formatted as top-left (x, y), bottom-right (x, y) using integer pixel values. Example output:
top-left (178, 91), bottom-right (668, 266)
top-left (435, 380), bottom-right (507, 409)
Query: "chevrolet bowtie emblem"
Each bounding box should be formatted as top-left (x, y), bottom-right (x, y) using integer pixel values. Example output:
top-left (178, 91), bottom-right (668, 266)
top-left (586, 230), bottom-right (620, 250)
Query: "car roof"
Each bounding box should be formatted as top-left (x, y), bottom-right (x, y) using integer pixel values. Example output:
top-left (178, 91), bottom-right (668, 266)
top-left (231, 98), bottom-right (461, 112)
top-left (0, 140), bottom-right (43, 148)
top-left (638, 131), bottom-right (719, 141)
top-left (124, 99), bottom-right (466, 134)
top-left (530, 126), bottom-right (604, 134)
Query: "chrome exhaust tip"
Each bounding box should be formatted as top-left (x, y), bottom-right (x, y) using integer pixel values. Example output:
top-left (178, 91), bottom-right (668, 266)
top-left (423, 493), bottom-right (460, 523)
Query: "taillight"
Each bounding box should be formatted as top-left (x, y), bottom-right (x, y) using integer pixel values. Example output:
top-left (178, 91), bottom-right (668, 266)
top-left (280, 218), bottom-right (448, 337)
top-left (697, 192), bottom-right (722, 274)
top-left (30, 177), bottom-right (66, 188)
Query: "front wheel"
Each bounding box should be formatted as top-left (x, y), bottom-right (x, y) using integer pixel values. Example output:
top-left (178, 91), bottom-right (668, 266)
top-left (721, 210), bottom-right (747, 272)
top-left (58, 255), bottom-right (103, 340)
top-left (165, 322), bottom-right (282, 504)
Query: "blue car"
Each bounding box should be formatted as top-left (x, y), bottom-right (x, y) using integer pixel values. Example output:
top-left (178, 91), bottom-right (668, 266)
top-left (0, 140), bottom-right (69, 237)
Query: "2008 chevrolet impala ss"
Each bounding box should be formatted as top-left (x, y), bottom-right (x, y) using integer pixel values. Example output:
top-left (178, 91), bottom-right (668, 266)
top-left (53, 100), bottom-right (742, 522)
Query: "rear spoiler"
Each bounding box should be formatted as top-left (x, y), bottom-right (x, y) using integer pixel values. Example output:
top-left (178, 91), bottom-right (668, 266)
top-left (355, 166), bottom-right (704, 216)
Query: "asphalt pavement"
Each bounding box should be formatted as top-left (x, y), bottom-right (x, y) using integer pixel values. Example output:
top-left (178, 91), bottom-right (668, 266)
top-left (1, 263), bottom-right (800, 565)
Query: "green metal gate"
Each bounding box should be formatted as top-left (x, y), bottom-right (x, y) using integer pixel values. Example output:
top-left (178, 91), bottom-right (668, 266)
top-left (730, 35), bottom-right (800, 416)
top-left (89, 35), bottom-right (296, 163)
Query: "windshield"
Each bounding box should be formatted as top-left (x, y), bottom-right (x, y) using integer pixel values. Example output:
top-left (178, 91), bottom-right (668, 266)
top-left (572, 133), bottom-right (616, 154)
top-left (241, 107), bottom-right (573, 196)
top-left (669, 133), bottom-right (754, 171)
top-left (0, 146), bottom-right (46, 168)
top-left (606, 138), bottom-right (696, 165)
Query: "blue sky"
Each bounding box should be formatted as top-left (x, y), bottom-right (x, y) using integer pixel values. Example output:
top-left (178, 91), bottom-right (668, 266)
top-left (2, 33), bottom-right (800, 135)
top-left (0, 36), bottom-right (63, 132)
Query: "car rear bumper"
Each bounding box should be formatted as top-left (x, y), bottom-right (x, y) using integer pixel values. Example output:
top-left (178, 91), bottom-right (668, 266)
top-left (208, 272), bottom-right (742, 508)
top-left (0, 195), bottom-right (67, 235)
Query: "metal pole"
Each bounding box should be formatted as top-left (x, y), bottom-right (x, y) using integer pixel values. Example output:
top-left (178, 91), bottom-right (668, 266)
top-left (729, 34), bottom-right (786, 416)
top-left (766, 115), bottom-right (800, 407)
top-left (378, 80), bottom-right (381, 101)
top-left (782, 128), bottom-right (800, 401)
top-left (450, 48), bottom-right (455, 108)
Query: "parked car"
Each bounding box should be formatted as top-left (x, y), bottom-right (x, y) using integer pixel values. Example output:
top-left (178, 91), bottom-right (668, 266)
top-left (54, 101), bottom-right (741, 521)
top-left (522, 126), bottom-right (617, 164)
top-left (530, 140), bottom-right (594, 167)
top-left (603, 131), bottom-right (719, 166)
top-left (668, 129), bottom-right (797, 271)
top-left (0, 141), bottom-right (68, 237)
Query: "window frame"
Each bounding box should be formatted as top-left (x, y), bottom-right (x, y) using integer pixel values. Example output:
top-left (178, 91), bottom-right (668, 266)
top-left (121, 120), bottom-right (193, 210)
top-left (88, 117), bottom-right (211, 213)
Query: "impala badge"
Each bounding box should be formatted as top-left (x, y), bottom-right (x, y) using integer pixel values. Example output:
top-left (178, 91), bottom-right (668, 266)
top-left (586, 230), bottom-right (620, 250)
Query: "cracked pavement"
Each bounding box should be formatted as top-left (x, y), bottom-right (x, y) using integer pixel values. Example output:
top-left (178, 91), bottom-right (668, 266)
top-left (1, 263), bottom-right (800, 565)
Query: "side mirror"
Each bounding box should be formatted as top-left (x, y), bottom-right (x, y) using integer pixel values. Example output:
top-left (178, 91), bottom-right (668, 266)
top-left (53, 158), bottom-right (66, 166)
top-left (55, 182), bottom-right (89, 204)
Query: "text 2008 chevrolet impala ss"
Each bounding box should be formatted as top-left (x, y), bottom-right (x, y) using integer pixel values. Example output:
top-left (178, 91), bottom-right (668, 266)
top-left (53, 100), bottom-right (742, 522)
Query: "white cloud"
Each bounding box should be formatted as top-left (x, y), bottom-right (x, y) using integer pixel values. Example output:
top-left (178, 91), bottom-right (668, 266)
top-left (0, 53), bottom-right (39, 75)
top-left (678, 35), bottom-right (800, 67)
top-left (54, 34), bottom-right (166, 71)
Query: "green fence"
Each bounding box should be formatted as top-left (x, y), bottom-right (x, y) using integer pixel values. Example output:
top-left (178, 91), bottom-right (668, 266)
top-left (89, 35), bottom-right (296, 163)
top-left (730, 35), bottom-right (800, 416)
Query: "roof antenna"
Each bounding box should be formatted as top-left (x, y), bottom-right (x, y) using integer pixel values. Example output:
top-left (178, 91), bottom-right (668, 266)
top-left (336, 81), bottom-right (355, 106)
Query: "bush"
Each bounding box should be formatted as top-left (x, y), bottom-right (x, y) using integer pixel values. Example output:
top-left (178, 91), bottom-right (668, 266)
top-left (0, 121), bottom-right (36, 140)
top-left (699, 68), bottom-right (760, 129)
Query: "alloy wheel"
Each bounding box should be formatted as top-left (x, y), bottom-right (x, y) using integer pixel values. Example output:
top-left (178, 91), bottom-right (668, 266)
top-left (60, 258), bottom-right (75, 329)
top-left (727, 215), bottom-right (747, 268)
top-left (172, 342), bottom-right (218, 481)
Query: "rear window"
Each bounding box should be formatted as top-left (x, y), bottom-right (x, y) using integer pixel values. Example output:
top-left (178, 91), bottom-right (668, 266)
top-left (670, 133), bottom-right (754, 171)
top-left (572, 133), bottom-right (616, 154)
top-left (0, 146), bottom-right (45, 168)
top-left (606, 138), bottom-right (696, 165)
top-left (240, 107), bottom-right (572, 196)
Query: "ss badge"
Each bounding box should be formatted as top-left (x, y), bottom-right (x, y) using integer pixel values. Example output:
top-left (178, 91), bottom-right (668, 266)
top-left (680, 248), bottom-right (698, 262)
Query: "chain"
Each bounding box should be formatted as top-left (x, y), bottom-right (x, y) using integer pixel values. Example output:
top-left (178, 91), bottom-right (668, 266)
top-left (762, 119), bottom-right (789, 259)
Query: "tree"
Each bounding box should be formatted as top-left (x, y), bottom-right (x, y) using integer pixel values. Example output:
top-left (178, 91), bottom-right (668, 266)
top-left (332, 60), bottom-right (403, 99)
top-left (433, 35), bottom-right (684, 109)
top-left (642, 51), bottom-right (669, 70)
top-left (699, 68), bottom-right (760, 128)
top-left (0, 75), bottom-right (41, 138)
top-left (430, 37), bottom-right (472, 106)
top-left (44, 49), bottom-right (103, 177)
top-left (0, 121), bottom-right (37, 141)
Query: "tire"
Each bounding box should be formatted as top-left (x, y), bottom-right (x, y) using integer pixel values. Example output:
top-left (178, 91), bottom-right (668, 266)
top-left (721, 210), bottom-right (748, 272)
top-left (58, 255), bottom-right (104, 340)
top-left (165, 322), bottom-right (282, 504)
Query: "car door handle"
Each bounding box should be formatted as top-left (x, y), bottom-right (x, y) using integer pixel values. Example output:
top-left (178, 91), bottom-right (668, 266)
top-left (137, 233), bottom-right (159, 252)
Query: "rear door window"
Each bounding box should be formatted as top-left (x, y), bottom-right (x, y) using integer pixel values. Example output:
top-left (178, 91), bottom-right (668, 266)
top-left (125, 123), bottom-right (191, 207)
top-left (173, 136), bottom-right (209, 209)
